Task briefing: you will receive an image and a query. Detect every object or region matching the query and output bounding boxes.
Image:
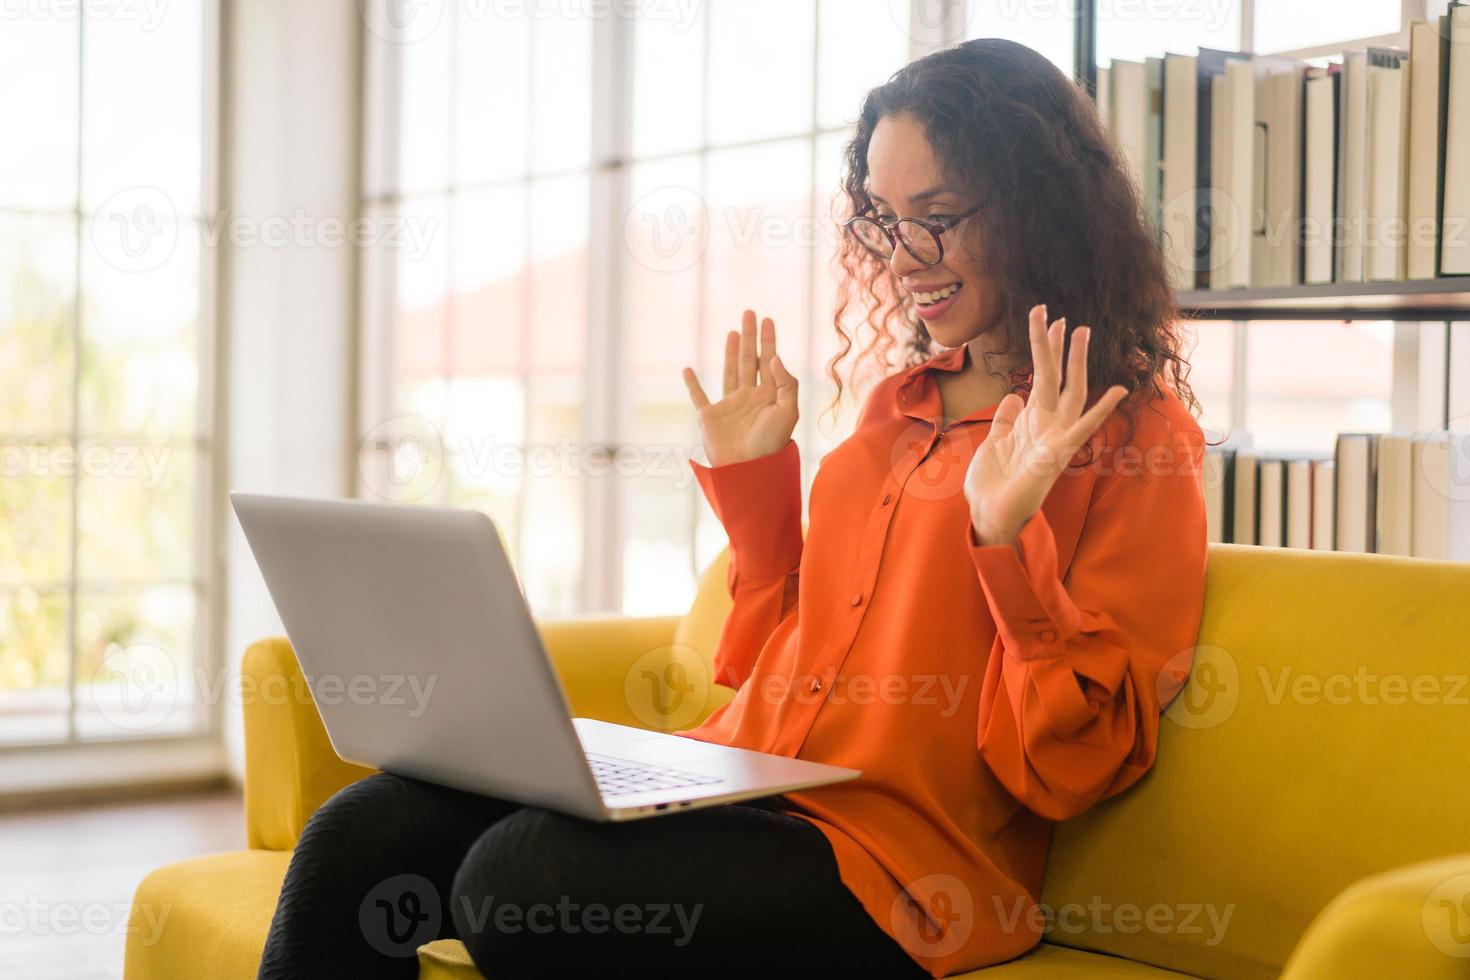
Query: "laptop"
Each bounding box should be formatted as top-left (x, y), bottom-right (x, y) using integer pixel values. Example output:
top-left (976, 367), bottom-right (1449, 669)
top-left (231, 493), bottom-right (859, 822)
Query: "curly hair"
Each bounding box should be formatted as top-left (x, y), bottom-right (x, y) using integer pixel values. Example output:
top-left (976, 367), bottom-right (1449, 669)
top-left (823, 37), bottom-right (1198, 447)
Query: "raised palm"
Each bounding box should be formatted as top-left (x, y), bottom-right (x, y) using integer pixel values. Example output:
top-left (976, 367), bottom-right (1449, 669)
top-left (682, 310), bottom-right (799, 467)
top-left (964, 304), bottom-right (1128, 546)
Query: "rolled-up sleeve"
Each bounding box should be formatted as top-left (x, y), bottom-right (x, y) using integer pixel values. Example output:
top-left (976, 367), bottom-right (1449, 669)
top-left (688, 439), bottom-right (804, 689)
top-left (965, 414), bottom-right (1208, 821)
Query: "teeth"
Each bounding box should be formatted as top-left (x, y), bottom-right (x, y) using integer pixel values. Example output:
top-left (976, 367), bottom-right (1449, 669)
top-left (916, 283), bottom-right (960, 305)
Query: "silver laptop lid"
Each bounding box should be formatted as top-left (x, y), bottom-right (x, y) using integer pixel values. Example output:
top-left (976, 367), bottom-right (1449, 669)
top-left (231, 493), bottom-right (604, 819)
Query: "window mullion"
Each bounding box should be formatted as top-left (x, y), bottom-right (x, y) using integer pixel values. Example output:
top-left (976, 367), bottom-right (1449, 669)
top-left (584, 10), bottom-right (635, 613)
top-left (65, 6), bottom-right (87, 745)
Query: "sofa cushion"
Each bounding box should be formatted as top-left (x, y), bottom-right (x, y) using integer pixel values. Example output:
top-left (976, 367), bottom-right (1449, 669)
top-left (418, 939), bottom-right (485, 979)
top-left (1039, 546), bottom-right (1470, 978)
top-left (125, 850), bottom-right (291, 980)
top-left (415, 935), bottom-right (1201, 978)
top-left (958, 943), bottom-right (1198, 977)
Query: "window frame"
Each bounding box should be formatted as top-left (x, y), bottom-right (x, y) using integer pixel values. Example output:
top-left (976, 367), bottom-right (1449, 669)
top-left (0, 0), bottom-right (225, 755)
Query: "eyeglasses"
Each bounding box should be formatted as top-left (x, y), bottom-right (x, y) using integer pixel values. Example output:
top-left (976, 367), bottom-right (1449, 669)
top-left (844, 202), bottom-right (981, 267)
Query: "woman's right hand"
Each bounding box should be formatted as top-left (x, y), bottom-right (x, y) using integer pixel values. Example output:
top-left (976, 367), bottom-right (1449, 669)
top-left (681, 310), bottom-right (799, 467)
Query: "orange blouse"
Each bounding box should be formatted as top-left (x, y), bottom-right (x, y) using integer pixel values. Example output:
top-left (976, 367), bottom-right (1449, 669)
top-left (678, 343), bottom-right (1208, 976)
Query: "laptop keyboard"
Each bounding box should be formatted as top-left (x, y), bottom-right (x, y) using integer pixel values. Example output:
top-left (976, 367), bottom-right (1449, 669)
top-left (585, 753), bottom-right (725, 797)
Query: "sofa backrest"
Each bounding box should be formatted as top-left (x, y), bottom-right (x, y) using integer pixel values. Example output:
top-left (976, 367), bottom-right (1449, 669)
top-left (1040, 545), bottom-right (1470, 978)
top-left (680, 543), bottom-right (1470, 978)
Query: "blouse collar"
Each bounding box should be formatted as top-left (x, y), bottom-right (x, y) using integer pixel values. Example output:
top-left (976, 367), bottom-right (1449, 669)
top-left (894, 343), bottom-right (1033, 425)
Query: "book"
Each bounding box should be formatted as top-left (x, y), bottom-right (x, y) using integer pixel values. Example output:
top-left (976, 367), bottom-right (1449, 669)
top-left (1144, 56), bottom-right (1165, 238)
top-left (1411, 431), bottom-right (1470, 560)
top-left (1232, 450), bottom-right (1261, 545)
top-left (1407, 20), bottom-right (1449, 279)
top-left (1335, 433), bottom-right (1379, 553)
top-left (1161, 53), bottom-right (1197, 290)
top-left (1442, 2), bottom-right (1470, 274)
top-left (1336, 51), bottom-right (1370, 283)
top-left (1203, 446), bottom-right (1236, 543)
top-left (1304, 66), bottom-right (1341, 284)
top-left (1285, 456), bottom-right (1315, 549)
top-left (1162, 48), bottom-right (1234, 291)
top-left (1374, 433), bottom-right (1415, 555)
top-left (1256, 457), bottom-right (1286, 547)
top-left (1254, 60), bottom-right (1308, 287)
top-left (1310, 459), bottom-right (1337, 549)
top-left (1364, 48), bottom-right (1410, 282)
top-left (1211, 57), bottom-right (1257, 289)
top-left (1111, 60), bottom-right (1149, 218)
top-left (1097, 64), bottom-right (1111, 130)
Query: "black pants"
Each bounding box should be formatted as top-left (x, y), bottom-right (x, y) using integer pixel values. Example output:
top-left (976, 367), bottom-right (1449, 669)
top-left (257, 772), bottom-right (930, 979)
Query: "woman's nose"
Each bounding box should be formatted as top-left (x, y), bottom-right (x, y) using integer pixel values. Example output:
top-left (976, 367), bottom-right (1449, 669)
top-left (887, 240), bottom-right (926, 278)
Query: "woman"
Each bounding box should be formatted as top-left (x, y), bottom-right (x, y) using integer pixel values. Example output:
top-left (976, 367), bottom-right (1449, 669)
top-left (258, 37), bottom-right (1206, 979)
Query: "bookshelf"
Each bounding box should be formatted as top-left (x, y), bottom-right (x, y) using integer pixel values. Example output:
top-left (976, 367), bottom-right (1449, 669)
top-left (1073, 1), bottom-right (1470, 326)
top-left (1177, 279), bottom-right (1470, 321)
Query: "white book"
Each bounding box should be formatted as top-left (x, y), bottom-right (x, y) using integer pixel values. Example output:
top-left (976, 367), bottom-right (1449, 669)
top-left (1233, 451), bottom-right (1260, 545)
top-left (1365, 50), bottom-right (1410, 282)
top-left (1285, 457), bottom-right (1314, 549)
top-left (1162, 54), bottom-right (1199, 291)
top-left (1252, 65), bottom-right (1307, 286)
top-left (1257, 458), bottom-right (1286, 547)
top-left (1209, 72), bottom-right (1232, 289)
top-left (1203, 449), bottom-right (1230, 544)
top-left (1337, 52), bottom-right (1370, 283)
top-left (1111, 60), bottom-right (1149, 214)
top-left (1442, 4), bottom-right (1470, 274)
top-left (1163, 50), bottom-right (1233, 291)
top-left (1311, 459), bottom-right (1336, 550)
top-left (1211, 58), bottom-right (1256, 289)
top-left (1144, 57), bottom-right (1165, 238)
top-left (1412, 432), bottom-right (1470, 561)
top-left (1335, 433), bottom-right (1378, 553)
top-left (1304, 70), bottom-right (1339, 284)
top-left (1407, 21), bottom-right (1447, 279)
top-left (1375, 433), bottom-right (1415, 555)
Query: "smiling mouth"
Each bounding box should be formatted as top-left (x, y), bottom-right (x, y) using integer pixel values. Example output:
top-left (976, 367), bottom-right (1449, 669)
top-left (914, 282), bottom-right (962, 307)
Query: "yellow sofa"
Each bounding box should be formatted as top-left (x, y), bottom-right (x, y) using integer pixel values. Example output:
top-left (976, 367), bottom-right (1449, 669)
top-left (125, 544), bottom-right (1470, 978)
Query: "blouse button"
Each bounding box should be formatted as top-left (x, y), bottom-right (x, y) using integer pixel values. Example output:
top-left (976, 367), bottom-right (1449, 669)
top-left (1039, 629), bottom-right (1058, 643)
top-left (810, 677), bottom-right (823, 693)
top-left (881, 493), bottom-right (892, 506)
top-left (850, 593), bottom-right (863, 607)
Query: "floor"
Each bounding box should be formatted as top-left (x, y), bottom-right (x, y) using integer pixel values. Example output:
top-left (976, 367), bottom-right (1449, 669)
top-left (0, 787), bottom-right (245, 980)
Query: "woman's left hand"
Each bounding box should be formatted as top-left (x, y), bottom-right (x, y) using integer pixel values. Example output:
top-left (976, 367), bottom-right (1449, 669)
top-left (963, 304), bottom-right (1128, 547)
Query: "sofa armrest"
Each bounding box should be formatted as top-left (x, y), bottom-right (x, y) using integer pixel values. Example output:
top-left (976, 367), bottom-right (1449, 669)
top-left (1280, 851), bottom-right (1470, 978)
top-left (242, 637), bottom-right (377, 851)
top-left (241, 614), bottom-right (693, 851)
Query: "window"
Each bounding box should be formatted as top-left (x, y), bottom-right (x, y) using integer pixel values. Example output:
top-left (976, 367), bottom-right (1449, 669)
top-left (1096, 2), bottom-right (1239, 65)
top-left (0, 5), bottom-right (214, 744)
top-left (1244, 321), bottom-right (1395, 452)
top-left (358, 1), bottom-right (918, 616)
top-left (1254, 0), bottom-right (1402, 55)
top-left (967, 0), bottom-right (1075, 74)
